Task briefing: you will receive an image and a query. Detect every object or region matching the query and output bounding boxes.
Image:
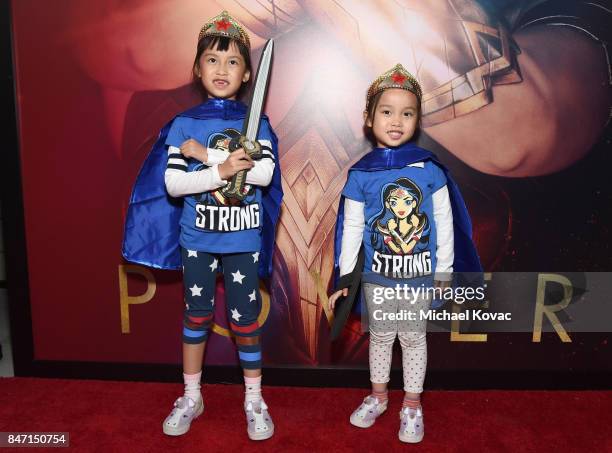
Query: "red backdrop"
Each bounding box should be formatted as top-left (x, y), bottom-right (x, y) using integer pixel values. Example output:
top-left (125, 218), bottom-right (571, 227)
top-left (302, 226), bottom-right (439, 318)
top-left (11, 0), bottom-right (612, 371)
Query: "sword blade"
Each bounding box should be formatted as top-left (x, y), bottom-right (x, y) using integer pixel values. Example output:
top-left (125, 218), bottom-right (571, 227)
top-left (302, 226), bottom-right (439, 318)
top-left (243, 39), bottom-right (274, 141)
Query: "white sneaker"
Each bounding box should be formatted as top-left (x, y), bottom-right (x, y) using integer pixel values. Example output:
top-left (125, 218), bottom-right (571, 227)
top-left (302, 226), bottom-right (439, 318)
top-left (162, 396), bottom-right (204, 436)
top-left (349, 396), bottom-right (388, 428)
top-left (398, 406), bottom-right (424, 443)
top-left (245, 399), bottom-right (274, 441)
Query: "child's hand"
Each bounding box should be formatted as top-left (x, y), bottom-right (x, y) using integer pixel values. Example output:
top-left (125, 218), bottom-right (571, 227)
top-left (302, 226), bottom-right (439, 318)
top-left (328, 288), bottom-right (348, 311)
top-left (180, 139), bottom-right (208, 163)
top-left (218, 148), bottom-right (254, 180)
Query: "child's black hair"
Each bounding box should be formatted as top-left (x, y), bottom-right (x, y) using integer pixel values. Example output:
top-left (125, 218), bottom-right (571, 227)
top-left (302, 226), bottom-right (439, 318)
top-left (192, 35), bottom-right (252, 99)
top-left (363, 90), bottom-right (423, 144)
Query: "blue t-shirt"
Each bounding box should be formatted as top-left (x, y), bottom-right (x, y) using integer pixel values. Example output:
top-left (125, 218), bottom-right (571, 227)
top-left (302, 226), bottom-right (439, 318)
top-left (165, 116), bottom-right (274, 254)
top-left (342, 161), bottom-right (447, 280)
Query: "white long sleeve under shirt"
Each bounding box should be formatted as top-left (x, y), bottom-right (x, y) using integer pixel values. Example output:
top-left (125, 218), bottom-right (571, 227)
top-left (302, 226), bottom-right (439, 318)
top-left (164, 141), bottom-right (275, 197)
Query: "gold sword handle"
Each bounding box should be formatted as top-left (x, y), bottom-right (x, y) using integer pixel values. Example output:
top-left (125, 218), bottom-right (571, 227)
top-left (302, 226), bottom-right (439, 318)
top-left (224, 169), bottom-right (248, 200)
top-left (239, 136), bottom-right (263, 159)
top-left (224, 136), bottom-right (262, 200)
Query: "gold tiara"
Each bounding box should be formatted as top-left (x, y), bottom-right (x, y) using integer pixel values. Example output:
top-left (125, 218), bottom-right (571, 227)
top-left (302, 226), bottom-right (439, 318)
top-left (366, 64), bottom-right (422, 109)
top-left (198, 10), bottom-right (250, 50)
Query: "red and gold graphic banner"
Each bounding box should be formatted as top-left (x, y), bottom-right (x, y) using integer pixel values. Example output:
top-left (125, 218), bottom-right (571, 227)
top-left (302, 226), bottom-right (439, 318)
top-left (11, 0), bottom-right (612, 371)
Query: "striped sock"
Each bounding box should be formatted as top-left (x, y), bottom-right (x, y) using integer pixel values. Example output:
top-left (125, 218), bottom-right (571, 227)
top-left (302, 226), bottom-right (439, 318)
top-left (402, 394), bottom-right (421, 410)
top-left (244, 375), bottom-right (262, 404)
top-left (372, 389), bottom-right (388, 403)
top-left (183, 371), bottom-right (202, 403)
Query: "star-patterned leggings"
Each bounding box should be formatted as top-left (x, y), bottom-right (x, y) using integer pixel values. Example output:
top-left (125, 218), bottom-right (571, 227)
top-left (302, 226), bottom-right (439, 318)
top-left (181, 247), bottom-right (263, 369)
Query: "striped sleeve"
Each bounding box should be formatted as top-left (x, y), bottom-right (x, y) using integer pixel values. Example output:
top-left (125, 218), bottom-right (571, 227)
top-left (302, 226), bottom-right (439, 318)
top-left (167, 146), bottom-right (188, 171)
top-left (258, 139), bottom-right (275, 162)
top-left (164, 145), bottom-right (227, 197)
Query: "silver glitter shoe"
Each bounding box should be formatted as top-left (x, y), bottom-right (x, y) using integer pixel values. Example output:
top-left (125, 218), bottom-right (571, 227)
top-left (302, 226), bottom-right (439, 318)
top-left (245, 399), bottom-right (274, 440)
top-left (162, 396), bottom-right (204, 436)
top-left (398, 406), bottom-right (424, 443)
top-left (349, 396), bottom-right (388, 428)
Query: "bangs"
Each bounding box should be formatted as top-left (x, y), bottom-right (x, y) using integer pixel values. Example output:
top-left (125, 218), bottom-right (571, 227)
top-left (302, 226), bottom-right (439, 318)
top-left (201, 36), bottom-right (231, 52)
top-left (199, 35), bottom-right (247, 57)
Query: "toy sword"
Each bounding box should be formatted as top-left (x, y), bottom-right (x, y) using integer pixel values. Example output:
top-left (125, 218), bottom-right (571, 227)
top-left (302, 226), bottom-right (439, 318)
top-left (225, 39), bottom-right (274, 200)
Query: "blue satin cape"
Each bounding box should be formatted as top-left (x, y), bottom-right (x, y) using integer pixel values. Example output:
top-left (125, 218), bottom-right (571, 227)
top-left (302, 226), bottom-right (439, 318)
top-left (330, 142), bottom-right (482, 339)
top-left (334, 142), bottom-right (482, 279)
top-left (122, 98), bottom-right (283, 278)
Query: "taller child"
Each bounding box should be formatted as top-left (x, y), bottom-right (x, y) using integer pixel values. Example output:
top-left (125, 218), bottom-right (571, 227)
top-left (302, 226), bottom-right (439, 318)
top-left (122, 11), bottom-right (282, 441)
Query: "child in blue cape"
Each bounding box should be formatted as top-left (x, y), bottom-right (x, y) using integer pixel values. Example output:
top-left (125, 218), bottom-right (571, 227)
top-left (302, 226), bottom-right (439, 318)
top-left (329, 64), bottom-right (481, 443)
top-left (122, 11), bottom-right (282, 441)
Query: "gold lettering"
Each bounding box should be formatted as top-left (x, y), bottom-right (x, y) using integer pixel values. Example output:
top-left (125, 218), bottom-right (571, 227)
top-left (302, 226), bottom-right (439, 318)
top-left (450, 302), bottom-right (487, 342)
top-left (211, 280), bottom-right (270, 337)
top-left (533, 273), bottom-right (572, 342)
top-left (118, 265), bottom-right (156, 333)
top-left (311, 271), bottom-right (334, 325)
top-left (450, 272), bottom-right (491, 342)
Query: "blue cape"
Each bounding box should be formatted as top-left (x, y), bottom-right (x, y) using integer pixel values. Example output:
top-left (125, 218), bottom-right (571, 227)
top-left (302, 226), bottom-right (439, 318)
top-left (330, 142), bottom-right (482, 339)
top-left (122, 98), bottom-right (283, 278)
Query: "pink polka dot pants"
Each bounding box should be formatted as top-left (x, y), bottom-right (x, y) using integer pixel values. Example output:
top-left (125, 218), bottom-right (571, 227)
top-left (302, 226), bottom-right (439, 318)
top-left (363, 282), bottom-right (429, 393)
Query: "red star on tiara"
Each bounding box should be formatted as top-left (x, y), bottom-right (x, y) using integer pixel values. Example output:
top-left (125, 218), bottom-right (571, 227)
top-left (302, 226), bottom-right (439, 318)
top-left (391, 72), bottom-right (407, 84)
top-left (215, 19), bottom-right (231, 31)
top-left (199, 11), bottom-right (250, 49)
top-left (365, 64), bottom-right (422, 110)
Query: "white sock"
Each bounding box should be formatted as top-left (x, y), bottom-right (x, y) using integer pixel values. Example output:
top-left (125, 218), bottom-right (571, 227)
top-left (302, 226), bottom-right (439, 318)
top-left (183, 371), bottom-right (202, 403)
top-left (244, 375), bottom-right (262, 405)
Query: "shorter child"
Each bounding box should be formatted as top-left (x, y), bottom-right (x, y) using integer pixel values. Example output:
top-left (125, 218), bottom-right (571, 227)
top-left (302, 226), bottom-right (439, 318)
top-left (329, 64), bottom-right (481, 443)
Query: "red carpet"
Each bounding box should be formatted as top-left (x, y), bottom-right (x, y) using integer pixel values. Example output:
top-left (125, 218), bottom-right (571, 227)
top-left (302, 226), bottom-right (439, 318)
top-left (1, 377), bottom-right (611, 452)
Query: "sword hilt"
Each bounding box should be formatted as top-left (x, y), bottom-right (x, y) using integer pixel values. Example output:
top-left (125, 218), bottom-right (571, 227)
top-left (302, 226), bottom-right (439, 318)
top-left (225, 136), bottom-right (262, 200)
top-left (224, 169), bottom-right (249, 200)
top-left (229, 135), bottom-right (262, 158)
